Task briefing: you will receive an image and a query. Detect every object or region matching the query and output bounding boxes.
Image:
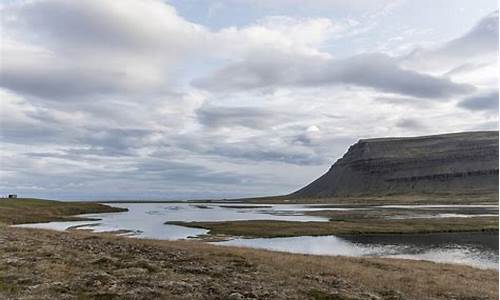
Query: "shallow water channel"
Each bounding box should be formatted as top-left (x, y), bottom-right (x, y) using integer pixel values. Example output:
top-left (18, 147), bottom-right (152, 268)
top-left (14, 202), bottom-right (499, 269)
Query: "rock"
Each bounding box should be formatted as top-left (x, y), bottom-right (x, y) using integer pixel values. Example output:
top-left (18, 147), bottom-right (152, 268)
top-left (4, 258), bottom-right (21, 266)
top-left (361, 292), bottom-right (382, 300)
top-left (81, 271), bottom-right (115, 287)
top-left (28, 283), bottom-right (51, 291)
top-left (291, 131), bottom-right (499, 197)
top-left (127, 258), bottom-right (159, 272)
top-left (113, 267), bottom-right (148, 276)
top-left (90, 256), bottom-right (118, 266)
top-left (48, 281), bottom-right (69, 293)
top-left (378, 290), bottom-right (404, 300)
top-left (162, 280), bottom-right (195, 294)
top-left (176, 265), bottom-right (209, 274)
top-left (227, 292), bottom-right (245, 300)
top-left (125, 287), bottom-right (160, 299)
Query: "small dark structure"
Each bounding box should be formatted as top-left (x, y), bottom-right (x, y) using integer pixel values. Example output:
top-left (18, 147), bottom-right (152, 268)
top-left (8, 194), bottom-right (17, 199)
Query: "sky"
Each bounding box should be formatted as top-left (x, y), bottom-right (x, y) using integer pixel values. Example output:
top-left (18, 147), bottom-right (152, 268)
top-left (0, 0), bottom-right (498, 200)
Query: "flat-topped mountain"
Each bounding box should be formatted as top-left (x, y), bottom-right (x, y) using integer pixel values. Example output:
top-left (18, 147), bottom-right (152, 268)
top-left (291, 131), bottom-right (499, 198)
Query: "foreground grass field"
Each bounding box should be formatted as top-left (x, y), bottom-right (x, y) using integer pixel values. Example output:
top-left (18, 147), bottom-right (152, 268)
top-left (1, 225), bottom-right (498, 300)
top-left (1, 198), bottom-right (498, 299)
top-left (0, 198), bottom-right (127, 224)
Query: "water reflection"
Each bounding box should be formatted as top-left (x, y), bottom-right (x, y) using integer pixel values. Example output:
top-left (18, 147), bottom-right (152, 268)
top-left (218, 232), bottom-right (499, 270)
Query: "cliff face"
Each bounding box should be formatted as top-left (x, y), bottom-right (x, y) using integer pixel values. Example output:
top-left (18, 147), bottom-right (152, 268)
top-left (291, 131), bottom-right (499, 198)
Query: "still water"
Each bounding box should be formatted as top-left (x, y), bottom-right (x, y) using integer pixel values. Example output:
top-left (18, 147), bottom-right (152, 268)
top-left (218, 232), bottom-right (498, 270)
top-left (14, 203), bottom-right (329, 239)
top-left (14, 202), bottom-right (499, 269)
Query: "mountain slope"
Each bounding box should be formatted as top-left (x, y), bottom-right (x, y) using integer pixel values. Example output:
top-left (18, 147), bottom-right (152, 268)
top-left (291, 131), bottom-right (499, 198)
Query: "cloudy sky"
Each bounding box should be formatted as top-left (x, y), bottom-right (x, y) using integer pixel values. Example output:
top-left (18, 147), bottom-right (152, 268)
top-left (0, 0), bottom-right (498, 200)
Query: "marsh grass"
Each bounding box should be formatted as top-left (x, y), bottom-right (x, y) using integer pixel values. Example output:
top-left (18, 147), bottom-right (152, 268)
top-left (0, 198), bottom-right (127, 225)
top-left (168, 217), bottom-right (499, 238)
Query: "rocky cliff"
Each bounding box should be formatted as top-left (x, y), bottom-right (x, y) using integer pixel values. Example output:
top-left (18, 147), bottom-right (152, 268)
top-left (291, 131), bottom-right (499, 198)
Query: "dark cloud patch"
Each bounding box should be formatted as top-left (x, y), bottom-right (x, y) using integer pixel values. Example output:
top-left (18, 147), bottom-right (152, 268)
top-left (22, 152), bottom-right (249, 186)
top-left (458, 92), bottom-right (499, 112)
top-left (193, 53), bottom-right (474, 98)
top-left (76, 128), bottom-right (153, 156)
top-left (197, 105), bottom-right (278, 129)
top-left (0, 101), bottom-right (70, 144)
top-left (2, 154), bottom-right (267, 200)
top-left (395, 118), bottom-right (427, 130)
top-left (470, 120), bottom-right (500, 131)
top-left (375, 96), bottom-right (435, 108)
top-left (0, 120), bottom-right (64, 144)
top-left (443, 62), bottom-right (490, 77)
top-left (439, 10), bottom-right (498, 58)
top-left (0, 107), bottom-right (154, 156)
top-left (1, 0), bottom-right (199, 100)
top-left (206, 145), bottom-right (324, 165)
top-left (131, 159), bottom-right (250, 185)
top-left (292, 134), bottom-right (317, 146)
top-left (7, 0), bottom-right (196, 54)
top-left (0, 64), bottom-right (128, 99)
top-left (13, 0), bottom-right (149, 51)
top-left (330, 54), bottom-right (474, 98)
top-left (402, 11), bottom-right (498, 71)
top-left (168, 129), bottom-right (329, 166)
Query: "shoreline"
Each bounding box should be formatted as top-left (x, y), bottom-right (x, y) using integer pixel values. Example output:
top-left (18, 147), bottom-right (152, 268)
top-left (5, 197), bottom-right (498, 239)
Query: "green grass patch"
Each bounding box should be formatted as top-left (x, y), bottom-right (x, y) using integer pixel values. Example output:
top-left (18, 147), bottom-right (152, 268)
top-left (0, 198), bottom-right (127, 225)
top-left (167, 217), bottom-right (498, 238)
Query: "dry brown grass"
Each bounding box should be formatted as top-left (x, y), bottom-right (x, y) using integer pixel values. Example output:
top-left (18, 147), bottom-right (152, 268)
top-left (0, 225), bottom-right (497, 300)
top-left (1, 197), bottom-right (497, 299)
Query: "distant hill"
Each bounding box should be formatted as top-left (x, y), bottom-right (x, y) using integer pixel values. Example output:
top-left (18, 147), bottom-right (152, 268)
top-left (291, 131), bottom-right (499, 198)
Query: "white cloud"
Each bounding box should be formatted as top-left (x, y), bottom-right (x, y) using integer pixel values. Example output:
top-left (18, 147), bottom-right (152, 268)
top-left (401, 10), bottom-right (499, 74)
top-left (193, 52), bottom-right (474, 98)
top-left (0, 0), bottom-right (497, 199)
top-left (215, 16), bottom-right (337, 58)
top-left (1, 0), bottom-right (207, 98)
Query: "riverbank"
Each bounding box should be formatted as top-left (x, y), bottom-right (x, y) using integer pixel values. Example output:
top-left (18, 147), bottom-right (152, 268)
top-left (1, 225), bottom-right (498, 300)
top-left (0, 198), bottom-right (127, 225)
